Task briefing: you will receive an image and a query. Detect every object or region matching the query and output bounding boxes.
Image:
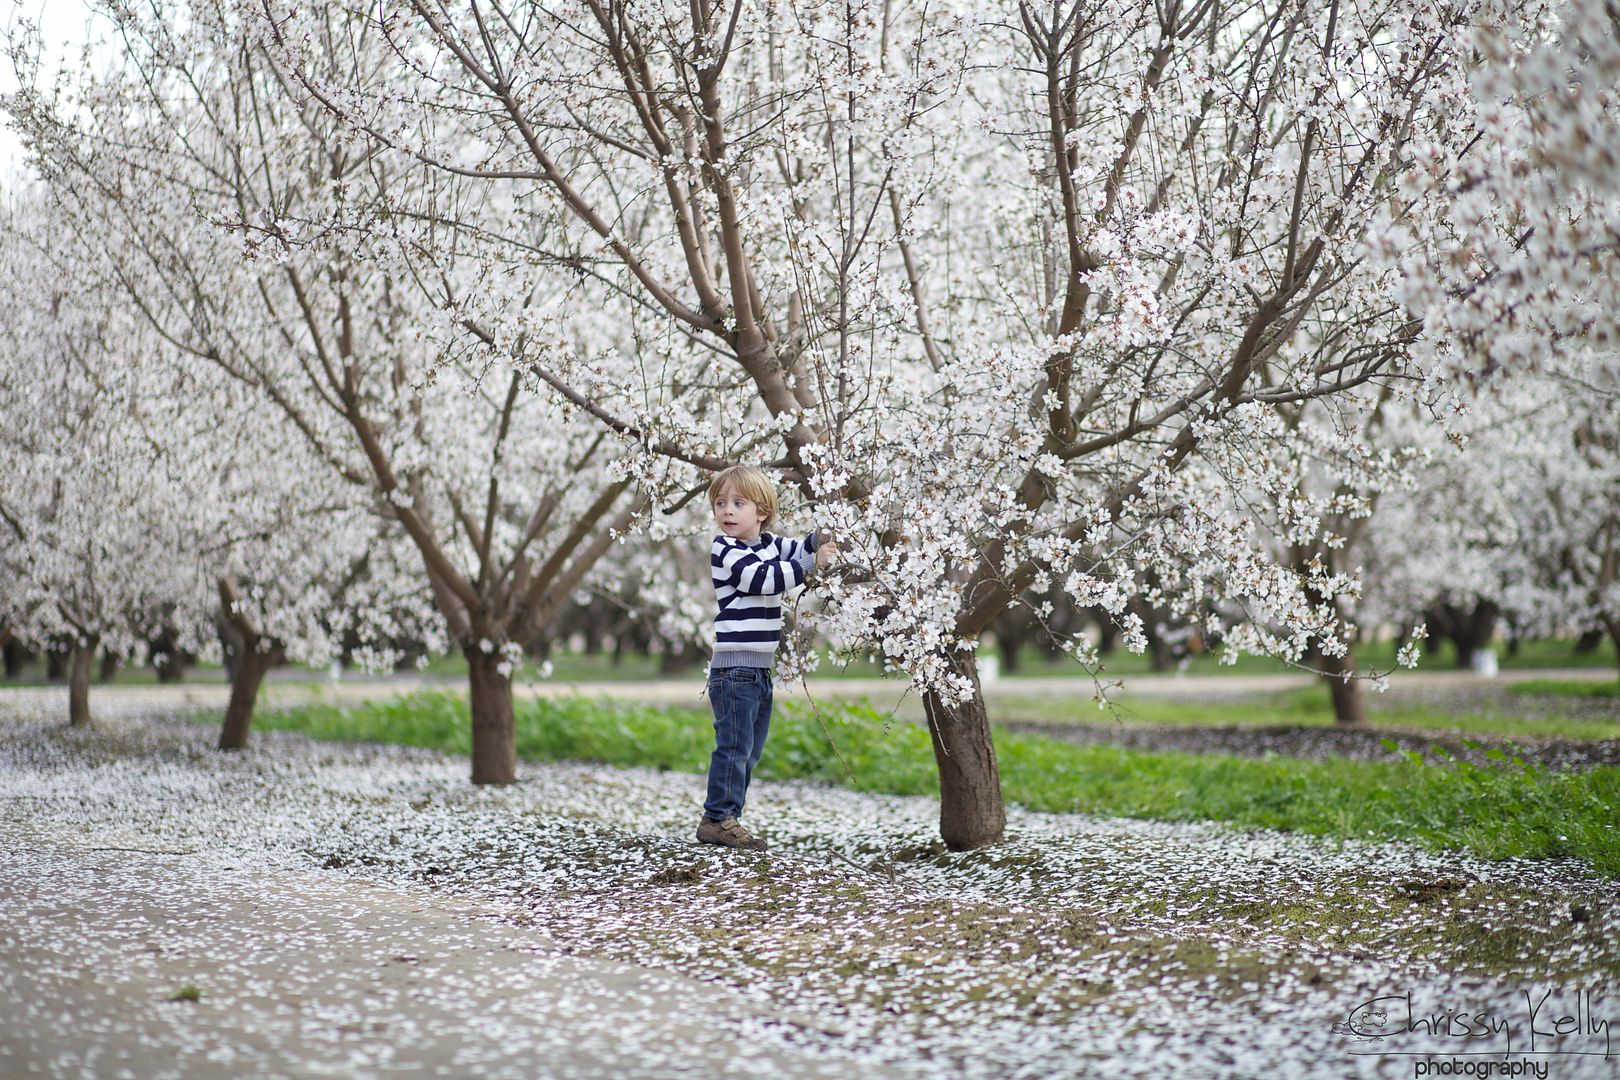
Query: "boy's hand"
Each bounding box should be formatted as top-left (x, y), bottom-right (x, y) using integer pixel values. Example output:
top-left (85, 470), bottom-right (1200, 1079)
top-left (816, 540), bottom-right (838, 570)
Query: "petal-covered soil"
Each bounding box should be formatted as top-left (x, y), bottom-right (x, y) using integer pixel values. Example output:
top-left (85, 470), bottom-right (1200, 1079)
top-left (2, 694), bottom-right (1617, 1078)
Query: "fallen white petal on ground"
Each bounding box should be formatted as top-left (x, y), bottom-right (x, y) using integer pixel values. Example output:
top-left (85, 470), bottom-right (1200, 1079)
top-left (0, 843), bottom-right (880, 1080)
top-left (2, 694), bottom-right (1617, 1079)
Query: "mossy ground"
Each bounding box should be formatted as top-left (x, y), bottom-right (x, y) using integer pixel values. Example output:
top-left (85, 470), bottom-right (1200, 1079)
top-left (380, 805), bottom-right (1618, 1035)
top-left (7, 697), bottom-right (1620, 1077)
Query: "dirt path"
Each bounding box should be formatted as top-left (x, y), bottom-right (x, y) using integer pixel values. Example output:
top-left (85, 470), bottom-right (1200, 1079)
top-left (0, 837), bottom-right (881, 1080)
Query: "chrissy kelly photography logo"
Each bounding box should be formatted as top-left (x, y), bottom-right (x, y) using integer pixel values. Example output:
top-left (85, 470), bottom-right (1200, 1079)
top-left (1332, 988), bottom-right (1614, 1077)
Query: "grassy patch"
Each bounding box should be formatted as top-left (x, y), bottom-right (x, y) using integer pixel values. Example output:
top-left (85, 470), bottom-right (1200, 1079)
top-left (255, 692), bottom-right (1620, 878)
top-left (994, 735), bottom-right (1620, 875)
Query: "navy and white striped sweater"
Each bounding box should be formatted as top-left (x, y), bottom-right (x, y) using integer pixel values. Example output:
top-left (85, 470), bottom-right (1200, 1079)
top-left (710, 530), bottom-right (817, 668)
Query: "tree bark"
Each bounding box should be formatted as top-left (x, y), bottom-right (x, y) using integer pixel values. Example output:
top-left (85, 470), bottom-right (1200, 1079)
top-left (465, 645), bottom-right (517, 784)
top-left (582, 600), bottom-right (608, 656)
top-left (149, 625), bottom-right (187, 683)
top-left (658, 642), bottom-right (700, 675)
top-left (68, 638), bottom-right (98, 727)
top-left (1459, 600), bottom-right (1499, 669)
top-left (1603, 617), bottom-right (1620, 684)
top-left (921, 654), bottom-right (1005, 851)
top-left (1429, 599), bottom-right (1499, 669)
top-left (993, 609), bottom-right (1032, 674)
top-left (1093, 611), bottom-right (1119, 656)
top-left (217, 622), bottom-right (242, 679)
top-left (219, 639), bottom-right (285, 750)
top-left (1318, 643), bottom-right (1367, 725)
top-left (2, 638), bottom-right (25, 678)
top-left (1130, 599), bottom-right (1173, 671)
top-left (99, 651), bottom-right (121, 683)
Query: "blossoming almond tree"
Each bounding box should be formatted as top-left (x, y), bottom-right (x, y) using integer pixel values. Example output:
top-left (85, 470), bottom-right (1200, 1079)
top-left (1379, 0), bottom-right (1620, 387)
top-left (1500, 372), bottom-right (1620, 677)
top-left (1251, 389), bottom-right (1447, 724)
top-left (7, 0), bottom-right (659, 779)
top-left (0, 193), bottom-right (203, 726)
top-left (0, 183), bottom-right (439, 739)
top-left (1366, 361), bottom-right (1620, 679)
top-left (248, 0), bottom-right (1524, 848)
top-left (145, 368), bottom-right (442, 749)
top-left (1359, 0), bottom-right (1620, 674)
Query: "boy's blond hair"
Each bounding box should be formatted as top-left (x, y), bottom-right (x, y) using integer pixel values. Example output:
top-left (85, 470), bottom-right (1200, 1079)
top-left (708, 464), bottom-right (779, 528)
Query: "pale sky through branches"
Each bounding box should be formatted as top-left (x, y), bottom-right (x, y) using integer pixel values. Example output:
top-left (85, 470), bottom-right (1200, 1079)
top-left (0, 0), bottom-right (107, 180)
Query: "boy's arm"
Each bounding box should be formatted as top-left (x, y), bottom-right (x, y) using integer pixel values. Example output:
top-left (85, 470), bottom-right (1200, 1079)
top-left (712, 536), bottom-right (814, 596)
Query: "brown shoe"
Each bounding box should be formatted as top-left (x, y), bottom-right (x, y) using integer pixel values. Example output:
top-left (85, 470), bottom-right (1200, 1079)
top-left (696, 816), bottom-right (768, 851)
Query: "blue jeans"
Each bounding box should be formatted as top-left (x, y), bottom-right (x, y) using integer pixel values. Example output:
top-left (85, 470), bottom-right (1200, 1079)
top-left (703, 666), bottom-right (773, 821)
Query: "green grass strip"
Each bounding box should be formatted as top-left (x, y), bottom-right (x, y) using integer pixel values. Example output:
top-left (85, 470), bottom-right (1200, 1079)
top-left (253, 691), bottom-right (1620, 877)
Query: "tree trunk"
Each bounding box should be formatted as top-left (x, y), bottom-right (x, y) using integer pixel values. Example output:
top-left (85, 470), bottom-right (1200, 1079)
top-left (46, 646), bottom-right (68, 681)
top-left (148, 625), bottom-right (187, 683)
top-left (2, 639), bottom-right (25, 678)
top-left (583, 601), bottom-right (608, 656)
top-left (1146, 632), bottom-right (1173, 672)
top-left (659, 642), bottom-right (700, 675)
top-left (1604, 617), bottom-right (1620, 684)
top-left (217, 621), bottom-right (243, 679)
top-left (68, 638), bottom-right (98, 727)
top-left (466, 646), bottom-right (516, 784)
top-left (1130, 601), bottom-right (1172, 671)
top-left (921, 655), bottom-right (1005, 851)
top-left (992, 609), bottom-right (1032, 673)
top-left (1094, 612), bottom-right (1118, 656)
top-left (99, 651), bottom-right (121, 683)
top-left (1575, 628), bottom-right (1603, 655)
top-left (1318, 644), bottom-right (1367, 725)
top-left (1435, 599), bottom-right (1499, 669)
top-left (1462, 600), bottom-right (1498, 669)
top-left (219, 639), bottom-right (284, 750)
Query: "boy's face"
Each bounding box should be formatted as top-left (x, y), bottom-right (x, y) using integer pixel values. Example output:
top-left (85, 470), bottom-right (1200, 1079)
top-left (713, 485), bottom-right (767, 542)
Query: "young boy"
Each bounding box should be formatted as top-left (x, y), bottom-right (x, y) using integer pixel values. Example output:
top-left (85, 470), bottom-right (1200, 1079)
top-left (697, 464), bottom-right (836, 851)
